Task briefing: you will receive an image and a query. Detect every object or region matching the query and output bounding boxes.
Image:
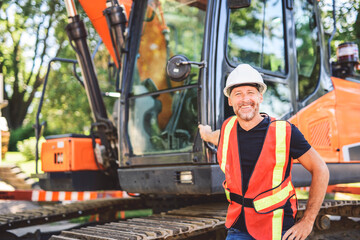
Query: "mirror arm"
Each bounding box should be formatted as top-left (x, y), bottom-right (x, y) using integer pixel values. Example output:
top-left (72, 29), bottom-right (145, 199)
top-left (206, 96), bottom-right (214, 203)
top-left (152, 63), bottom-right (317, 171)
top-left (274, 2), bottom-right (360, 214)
top-left (176, 60), bottom-right (206, 69)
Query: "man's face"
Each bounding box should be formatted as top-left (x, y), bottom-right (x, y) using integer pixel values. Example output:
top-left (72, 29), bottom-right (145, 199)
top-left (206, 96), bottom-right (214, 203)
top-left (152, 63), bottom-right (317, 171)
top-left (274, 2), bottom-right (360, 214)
top-left (228, 85), bottom-right (263, 122)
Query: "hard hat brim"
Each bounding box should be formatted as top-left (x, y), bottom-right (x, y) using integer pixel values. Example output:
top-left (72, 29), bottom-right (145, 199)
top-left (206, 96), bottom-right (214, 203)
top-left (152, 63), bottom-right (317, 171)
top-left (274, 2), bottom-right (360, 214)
top-left (224, 82), bottom-right (267, 97)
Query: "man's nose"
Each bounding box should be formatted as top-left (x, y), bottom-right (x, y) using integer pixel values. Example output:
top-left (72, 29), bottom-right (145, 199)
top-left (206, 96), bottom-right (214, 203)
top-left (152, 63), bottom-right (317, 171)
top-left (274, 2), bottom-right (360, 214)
top-left (240, 94), bottom-right (250, 101)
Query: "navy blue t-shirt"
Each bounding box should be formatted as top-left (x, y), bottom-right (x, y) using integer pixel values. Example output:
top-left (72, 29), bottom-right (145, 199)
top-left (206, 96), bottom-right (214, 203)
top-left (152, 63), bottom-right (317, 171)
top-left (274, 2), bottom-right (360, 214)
top-left (228, 115), bottom-right (311, 232)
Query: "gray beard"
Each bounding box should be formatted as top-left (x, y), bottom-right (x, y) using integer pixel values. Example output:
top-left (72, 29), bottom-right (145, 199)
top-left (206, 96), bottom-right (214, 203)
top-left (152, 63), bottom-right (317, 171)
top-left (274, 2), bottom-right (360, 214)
top-left (235, 102), bottom-right (259, 122)
top-left (237, 110), bottom-right (256, 121)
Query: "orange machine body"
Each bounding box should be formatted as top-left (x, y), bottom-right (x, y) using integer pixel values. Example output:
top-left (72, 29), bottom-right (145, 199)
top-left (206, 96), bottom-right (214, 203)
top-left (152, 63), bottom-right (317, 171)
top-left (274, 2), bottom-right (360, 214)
top-left (78, 0), bottom-right (132, 67)
top-left (41, 136), bottom-right (101, 172)
top-left (289, 77), bottom-right (360, 163)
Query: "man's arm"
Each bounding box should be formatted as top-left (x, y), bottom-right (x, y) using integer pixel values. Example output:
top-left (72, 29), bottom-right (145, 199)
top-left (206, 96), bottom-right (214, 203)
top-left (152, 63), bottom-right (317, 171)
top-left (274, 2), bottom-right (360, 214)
top-left (283, 147), bottom-right (329, 240)
top-left (198, 124), bottom-right (220, 146)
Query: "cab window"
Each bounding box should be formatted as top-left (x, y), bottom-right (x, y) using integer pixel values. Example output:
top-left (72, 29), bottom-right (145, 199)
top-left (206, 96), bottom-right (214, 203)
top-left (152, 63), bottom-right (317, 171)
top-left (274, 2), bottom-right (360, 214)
top-left (128, 0), bottom-right (206, 155)
top-left (295, 0), bottom-right (320, 100)
top-left (227, 0), bottom-right (286, 75)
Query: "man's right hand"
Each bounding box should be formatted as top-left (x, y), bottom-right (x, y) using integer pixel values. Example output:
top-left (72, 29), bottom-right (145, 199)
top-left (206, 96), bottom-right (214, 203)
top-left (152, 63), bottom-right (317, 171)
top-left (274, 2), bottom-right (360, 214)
top-left (198, 124), bottom-right (220, 146)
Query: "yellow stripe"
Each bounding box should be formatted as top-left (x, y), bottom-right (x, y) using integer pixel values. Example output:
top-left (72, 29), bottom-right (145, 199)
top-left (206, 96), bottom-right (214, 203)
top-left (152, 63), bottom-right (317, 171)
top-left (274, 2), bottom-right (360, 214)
top-left (221, 116), bottom-right (237, 173)
top-left (225, 188), bottom-right (230, 201)
top-left (253, 181), bottom-right (293, 211)
top-left (272, 121), bottom-right (286, 239)
top-left (273, 121), bottom-right (286, 187)
top-left (272, 209), bottom-right (283, 239)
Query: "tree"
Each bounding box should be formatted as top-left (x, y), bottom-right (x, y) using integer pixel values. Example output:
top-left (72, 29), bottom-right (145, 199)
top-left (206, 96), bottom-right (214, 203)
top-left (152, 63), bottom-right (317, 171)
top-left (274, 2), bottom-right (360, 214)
top-left (1, 0), bottom-right (114, 138)
top-left (0, 0), bottom-right (67, 130)
top-left (319, 0), bottom-right (360, 59)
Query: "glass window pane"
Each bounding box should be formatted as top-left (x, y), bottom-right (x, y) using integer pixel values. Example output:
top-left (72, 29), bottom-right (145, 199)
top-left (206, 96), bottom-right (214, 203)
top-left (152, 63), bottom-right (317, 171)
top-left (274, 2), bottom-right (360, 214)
top-left (260, 82), bottom-right (292, 118)
top-left (295, 1), bottom-right (320, 100)
top-left (128, 0), bottom-right (205, 155)
top-left (131, 0), bottom-right (206, 95)
top-left (129, 89), bottom-right (198, 155)
top-left (227, 0), bottom-right (286, 74)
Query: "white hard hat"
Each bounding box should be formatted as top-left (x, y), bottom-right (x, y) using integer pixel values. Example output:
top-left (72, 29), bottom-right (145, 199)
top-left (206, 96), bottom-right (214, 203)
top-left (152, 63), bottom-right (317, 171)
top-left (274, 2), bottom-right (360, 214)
top-left (223, 64), bottom-right (267, 97)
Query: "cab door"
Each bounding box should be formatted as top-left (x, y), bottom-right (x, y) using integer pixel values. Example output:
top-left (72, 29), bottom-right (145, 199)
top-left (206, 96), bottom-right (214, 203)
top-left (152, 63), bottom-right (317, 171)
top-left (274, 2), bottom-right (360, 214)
top-left (215, 0), bottom-right (295, 128)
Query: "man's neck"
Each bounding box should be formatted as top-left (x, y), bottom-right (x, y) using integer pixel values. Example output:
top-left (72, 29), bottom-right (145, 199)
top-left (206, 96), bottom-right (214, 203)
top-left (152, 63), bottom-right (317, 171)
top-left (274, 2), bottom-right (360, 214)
top-left (237, 114), bottom-right (264, 131)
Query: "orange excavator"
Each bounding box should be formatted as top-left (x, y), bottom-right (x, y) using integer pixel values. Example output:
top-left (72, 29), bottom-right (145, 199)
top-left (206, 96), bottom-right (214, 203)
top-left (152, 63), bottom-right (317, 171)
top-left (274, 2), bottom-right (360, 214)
top-left (35, 0), bottom-right (360, 197)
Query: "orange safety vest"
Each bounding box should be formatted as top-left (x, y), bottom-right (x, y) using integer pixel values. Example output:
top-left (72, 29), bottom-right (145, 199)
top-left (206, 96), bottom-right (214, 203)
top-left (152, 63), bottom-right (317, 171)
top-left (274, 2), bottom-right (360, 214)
top-left (217, 116), bottom-right (297, 240)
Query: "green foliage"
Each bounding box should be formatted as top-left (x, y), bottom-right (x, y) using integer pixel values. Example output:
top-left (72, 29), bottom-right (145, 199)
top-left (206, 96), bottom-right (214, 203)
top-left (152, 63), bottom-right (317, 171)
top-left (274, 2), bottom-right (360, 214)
top-left (16, 136), bottom-right (45, 161)
top-left (1, 0), bottom-right (115, 134)
top-left (123, 209), bottom-right (152, 218)
top-left (13, 1), bottom-right (117, 136)
top-left (8, 122), bottom-right (59, 151)
top-left (0, 0), bottom-right (70, 130)
top-left (9, 124), bottom-right (34, 151)
top-left (27, 44), bottom-right (116, 136)
top-left (227, 0), bottom-right (285, 73)
top-left (318, 0), bottom-right (360, 60)
top-left (163, 0), bottom-right (206, 61)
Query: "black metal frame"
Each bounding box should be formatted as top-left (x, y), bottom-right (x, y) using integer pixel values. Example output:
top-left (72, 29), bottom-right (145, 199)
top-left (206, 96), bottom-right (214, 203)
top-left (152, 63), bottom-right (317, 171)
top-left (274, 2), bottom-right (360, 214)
top-left (118, 0), bottom-right (149, 164)
top-left (119, 1), bottom-right (213, 166)
top-left (103, 0), bottom-right (128, 92)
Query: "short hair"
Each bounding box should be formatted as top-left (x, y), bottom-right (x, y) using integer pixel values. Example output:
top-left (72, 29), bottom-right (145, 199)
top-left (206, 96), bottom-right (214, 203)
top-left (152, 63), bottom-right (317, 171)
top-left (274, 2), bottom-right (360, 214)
top-left (229, 83), bottom-right (261, 95)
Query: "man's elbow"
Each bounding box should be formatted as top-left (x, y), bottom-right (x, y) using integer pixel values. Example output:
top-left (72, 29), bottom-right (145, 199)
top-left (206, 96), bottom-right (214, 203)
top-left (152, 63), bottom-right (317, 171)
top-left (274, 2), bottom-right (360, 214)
top-left (316, 161), bottom-right (330, 184)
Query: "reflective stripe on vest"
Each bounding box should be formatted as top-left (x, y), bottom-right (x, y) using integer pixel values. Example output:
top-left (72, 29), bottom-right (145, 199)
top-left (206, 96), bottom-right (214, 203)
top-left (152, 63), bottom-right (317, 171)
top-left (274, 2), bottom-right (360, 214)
top-left (272, 121), bottom-right (286, 239)
top-left (253, 180), bottom-right (294, 212)
top-left (220, 116), bottom-right (237, 173)
top-left (273, 121), bottom-right (286, 187)
top-left (273, 209), bottom-right (283, 239)
top-left (223, 181), bottom-right (231, 202)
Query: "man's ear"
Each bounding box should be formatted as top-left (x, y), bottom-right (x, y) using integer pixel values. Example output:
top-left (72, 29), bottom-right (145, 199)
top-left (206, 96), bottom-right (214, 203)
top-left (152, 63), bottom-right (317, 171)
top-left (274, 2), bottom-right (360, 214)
top-left (228, 97), bottom-right (233, 106)
top-left (259, 93), bottom-right (263, 103)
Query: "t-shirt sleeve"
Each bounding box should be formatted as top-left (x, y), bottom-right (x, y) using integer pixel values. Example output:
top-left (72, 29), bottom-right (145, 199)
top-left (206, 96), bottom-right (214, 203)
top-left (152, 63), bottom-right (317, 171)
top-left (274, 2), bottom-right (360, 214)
top-left (290, 124), bottom-right (311, 159)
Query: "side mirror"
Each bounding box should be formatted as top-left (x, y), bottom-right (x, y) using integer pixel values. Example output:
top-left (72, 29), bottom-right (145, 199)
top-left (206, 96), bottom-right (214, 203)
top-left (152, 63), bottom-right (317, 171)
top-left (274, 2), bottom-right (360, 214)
top-left (166, 55), bottom-right (191, 82)
top-left (228, 0), bottom-right (251, 9)
top-left (166, 55), bottom-right (206, 82)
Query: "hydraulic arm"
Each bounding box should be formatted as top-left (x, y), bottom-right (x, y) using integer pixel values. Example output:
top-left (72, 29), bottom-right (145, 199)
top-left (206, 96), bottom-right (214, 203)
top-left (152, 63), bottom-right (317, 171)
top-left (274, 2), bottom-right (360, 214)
top-left (64, 0), bottom-right (118, 171)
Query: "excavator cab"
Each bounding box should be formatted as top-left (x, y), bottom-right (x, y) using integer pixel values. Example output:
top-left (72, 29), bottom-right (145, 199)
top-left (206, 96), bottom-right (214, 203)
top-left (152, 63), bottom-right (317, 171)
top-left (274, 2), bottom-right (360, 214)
top-left (117, 0), bottom-right (296, 194)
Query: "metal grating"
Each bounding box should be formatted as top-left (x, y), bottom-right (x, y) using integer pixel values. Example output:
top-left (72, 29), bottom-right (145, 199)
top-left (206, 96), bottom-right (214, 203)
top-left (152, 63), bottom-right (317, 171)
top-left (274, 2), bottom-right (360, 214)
top-left (309, 120), bottom-right (331, 149)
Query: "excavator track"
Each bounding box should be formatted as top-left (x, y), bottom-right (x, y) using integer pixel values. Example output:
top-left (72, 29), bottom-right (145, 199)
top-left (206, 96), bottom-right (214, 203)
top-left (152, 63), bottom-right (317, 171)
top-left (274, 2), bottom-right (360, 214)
top-left (50, 203), bottom-right (228, 240)
top-left (47, 199), bottom-right (358, 240)
top-left (299, 199), bottom-right (360, 218)
top-left (0, 197), bottom-right (146, 231)
top-left (0, 198), bottom-right (359, 239)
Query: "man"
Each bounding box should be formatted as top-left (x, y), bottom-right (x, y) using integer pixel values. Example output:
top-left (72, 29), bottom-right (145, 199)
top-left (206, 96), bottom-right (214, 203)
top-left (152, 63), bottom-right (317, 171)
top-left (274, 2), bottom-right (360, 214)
top-left (199, 64), bottom-right (329, 240)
